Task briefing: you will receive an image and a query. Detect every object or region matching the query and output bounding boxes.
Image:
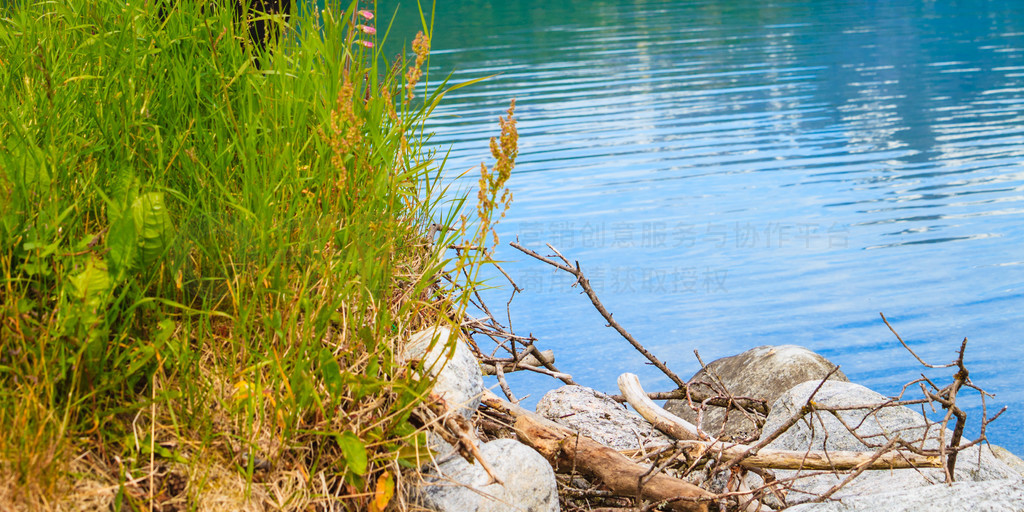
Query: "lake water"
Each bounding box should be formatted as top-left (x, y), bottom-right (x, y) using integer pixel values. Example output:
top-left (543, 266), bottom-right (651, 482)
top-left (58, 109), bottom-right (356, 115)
top-left (384, 0), bottom-right (1024, 454)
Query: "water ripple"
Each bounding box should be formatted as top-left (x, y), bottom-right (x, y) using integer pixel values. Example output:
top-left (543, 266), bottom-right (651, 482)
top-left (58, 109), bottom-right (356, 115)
top-left (388, 0), bottom-right (1024, 454)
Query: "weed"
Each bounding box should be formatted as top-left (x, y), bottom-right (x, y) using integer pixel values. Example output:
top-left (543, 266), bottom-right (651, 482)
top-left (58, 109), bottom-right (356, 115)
top-left (0, 0), bottom-right (506, 509)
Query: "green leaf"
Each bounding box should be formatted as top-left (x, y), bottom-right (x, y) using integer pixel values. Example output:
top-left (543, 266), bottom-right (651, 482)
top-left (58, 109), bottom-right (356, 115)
top-left (125, 345), bottom-right (156, 379)
top-left (131, 192), bottom-right (173, 268)
top-left (289, 358), bottom-right (314, 411)
top-left (320, 348), bottom-right (343, 397)
top-left (335, 431), bottom-right (368, 476)
top-left (155, 319), bottom-right (175, 344)
top-left (366, 354), bottom-right (379, 378)
top-left (107, 210), bottom-right (137, 275)
top-left (68, 256), bottom-right (111, 307)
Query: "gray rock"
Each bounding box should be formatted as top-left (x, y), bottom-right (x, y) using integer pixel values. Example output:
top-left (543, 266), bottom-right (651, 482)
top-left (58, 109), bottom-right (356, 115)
top-left (399, 326), bottom-right (485, 462)
top-left (401, 326), bottom-right (484, 421)
top-left (762, 380), bottom-right (1021, 503)
top-left (989, 445), bottom-right (1024, 478)
top-left (664, 345), bottom-right (848, 441)
top-left (537, 385), bottom-right (671, 450)
top-left (411, 438), bottom-right (559, 512)
top-left (783, 478), bottom-right (1024, 512)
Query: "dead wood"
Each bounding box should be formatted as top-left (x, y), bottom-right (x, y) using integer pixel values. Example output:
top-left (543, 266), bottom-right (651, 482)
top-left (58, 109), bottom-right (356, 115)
top-left (510, 241), bottom-right (688, 388)
top-left (618, 373), bottom-right (714, 442)
top-left (480, 349), bottom-right (555, 374)
top-left (607, 389), bottom-right (769, 418)
top-left (619, 371), bottom-right (942, 470)
top-left (514, 414), bottom-right (713, 512)
top-left (482, 390), bottom-right (714, 512)
top-left (460, 240), bottom-right (1009, 509)
top-left (624, 441), bottom-right (942, 471)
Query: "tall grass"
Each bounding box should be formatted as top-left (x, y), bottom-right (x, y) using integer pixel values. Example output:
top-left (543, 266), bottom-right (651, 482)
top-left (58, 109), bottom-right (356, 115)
top-left (0, 0), bottom-right (505, 509)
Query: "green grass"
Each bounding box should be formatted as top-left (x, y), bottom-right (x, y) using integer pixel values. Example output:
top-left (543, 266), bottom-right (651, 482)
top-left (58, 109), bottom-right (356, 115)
top-left (0, 1), bottom-right (510, 509)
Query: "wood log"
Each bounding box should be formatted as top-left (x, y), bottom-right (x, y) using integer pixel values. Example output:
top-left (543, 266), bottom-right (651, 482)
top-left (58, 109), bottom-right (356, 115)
top-left (480, 349), bottom-right (555, 375)
top-left (515, 415), bottom-right (713, 512)
top-left (616, 373), bottom-right (942, 471)
top-left (618, 373), bottom-right (715, 442)
top-left (482, 389), bottom-right (713, 512)
top-left (668, 441), bottom-right (943, 470)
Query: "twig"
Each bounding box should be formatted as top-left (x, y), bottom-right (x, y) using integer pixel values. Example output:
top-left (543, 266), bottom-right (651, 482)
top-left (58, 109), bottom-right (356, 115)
top-left (879, 313), bottom-right (955, 369)
top-left (694, 349), bottom-right (764, 432)
top-left (716, 368), bottom-right (840, 474)
top-left (510, 241), bottom-right (687, 389)
top-left (492, 260), bottom-right (522, 294)
top-left (811, 436), bottom-right (901, 503)
top-left (882, 314), bottom-right (979, 480)
top-left (494, 361), bottom-right (517, 402)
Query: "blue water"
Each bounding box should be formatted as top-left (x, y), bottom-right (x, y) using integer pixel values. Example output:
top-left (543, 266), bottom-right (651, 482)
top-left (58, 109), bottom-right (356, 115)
top-left (384, 0), bottom-right (1024, 454)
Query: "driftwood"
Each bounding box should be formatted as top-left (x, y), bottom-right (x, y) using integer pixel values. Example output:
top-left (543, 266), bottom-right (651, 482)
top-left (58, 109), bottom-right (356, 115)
top-left (515, 415), bottom-right (713, 512)
top-left (625, 441), bottom-right (942, 471)
top-left (482, 390), bottom-right (714, 512)
top-left (618, 372), bottom-right (943, 471)
top-left (460, 241), bottom-right (1006, 510)
top-left (480, 349), bottom-right (554, 374)
top-left (618, 373), bottom-right (715, 442)
top-left (608, 389), bottom-right (770, 418)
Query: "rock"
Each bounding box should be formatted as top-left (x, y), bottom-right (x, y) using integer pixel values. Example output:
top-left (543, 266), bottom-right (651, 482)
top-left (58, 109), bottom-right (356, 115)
top-left (988, 445), bottom-right (1024, 478)
top-left (761, 380), bottom-right (1021, 503)
top-left (537, 385), bottom-right (671, 450)
top-left (410, 438), bottom-right (559, 512)
top-left (400, 326), bottom-right (485, 461)
top-left (401, 326), bottom-right (484, 421)
top-left (782, 478), bottom-right (1024, 512)
top-left (664, 345), bottom-right (848, 440)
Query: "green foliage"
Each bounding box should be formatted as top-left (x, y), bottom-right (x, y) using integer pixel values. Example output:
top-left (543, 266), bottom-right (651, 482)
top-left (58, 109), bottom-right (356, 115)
top-left (0, 0), bottom-right (486, 508)
top-left (106, 192), bottom-right (174, 276)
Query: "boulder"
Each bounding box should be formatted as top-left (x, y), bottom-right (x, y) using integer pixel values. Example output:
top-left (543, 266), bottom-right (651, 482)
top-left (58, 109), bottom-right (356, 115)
top-left (988, 445), bottom-right (1024, 478)
top-left (410, 438), bottom-right (559, 512)
top-left (537, 385), bottom-right (671, 450)
top-left (664, 345), bottom-right (848, 440)
top-left (761, 380), bottom-right (1021, 503)
top-left (400, 326), bottom-right (485, 461)
top-left (783, 478), bottom-right (1024, 512)
top-left (401, 326), bottom-right (483, 421)
top-left (401, 328), bottom-right (560, 511)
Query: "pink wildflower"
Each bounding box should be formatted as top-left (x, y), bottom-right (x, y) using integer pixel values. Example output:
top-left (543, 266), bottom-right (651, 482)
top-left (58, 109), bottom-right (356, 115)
top-left (356, 40), bottom-right (374, 48)
top-left (357, 10), bottom-right (374, 20)
top-left (357, 24), bottom-right (376, 35)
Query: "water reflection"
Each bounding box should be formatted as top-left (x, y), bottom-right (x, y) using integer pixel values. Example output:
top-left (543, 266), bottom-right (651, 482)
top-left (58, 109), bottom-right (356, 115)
top-left (382, 0), bottom-right (1024, 453)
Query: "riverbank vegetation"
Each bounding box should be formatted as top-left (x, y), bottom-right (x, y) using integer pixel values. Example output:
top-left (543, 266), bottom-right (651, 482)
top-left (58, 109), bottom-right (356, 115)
top-left (0, 0), bottom-right (510, 509)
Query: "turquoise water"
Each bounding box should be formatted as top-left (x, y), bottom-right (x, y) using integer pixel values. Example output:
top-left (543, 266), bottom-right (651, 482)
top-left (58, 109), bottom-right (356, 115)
top-left (386, 0), bottom-right (1024, 454)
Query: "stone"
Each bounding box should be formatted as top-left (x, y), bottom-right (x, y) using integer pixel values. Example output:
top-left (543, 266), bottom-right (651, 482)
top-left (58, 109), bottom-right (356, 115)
top-left (399, 326), bottom-right (485, 461)
top-left (761, 380), bottom-right (1021, 503)
top-left (400, 326), bottom-right (484, 421)
top-left (537, 385), bottom-right (671, 450)
top-left (782, 478), bottom-right (1024, 512)
top-left (988, 445), bottom-right (1024, 478)
top-left (664, 345), bottom-right (848, 440)
top-left (410, 438), bottom-right (559, 512)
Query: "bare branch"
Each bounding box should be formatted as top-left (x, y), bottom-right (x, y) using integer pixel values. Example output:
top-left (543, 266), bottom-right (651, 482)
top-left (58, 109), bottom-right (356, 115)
top-left (880, 312), bottom-right (955, 369)
top-left (511, 241), bottom-right (687, 389)
top-left (717, 367), bottom-right (841, 474)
